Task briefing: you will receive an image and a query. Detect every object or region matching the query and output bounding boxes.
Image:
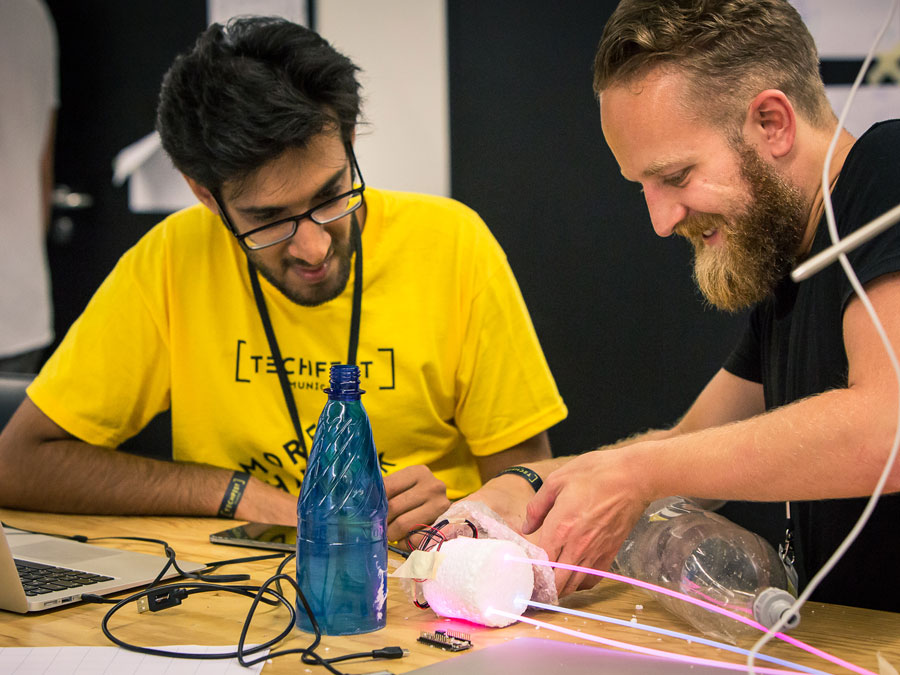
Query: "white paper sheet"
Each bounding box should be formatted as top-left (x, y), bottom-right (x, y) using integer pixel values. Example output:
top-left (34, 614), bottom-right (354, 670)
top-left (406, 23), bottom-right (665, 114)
top-left (0, 644), bottom-right (268, 674)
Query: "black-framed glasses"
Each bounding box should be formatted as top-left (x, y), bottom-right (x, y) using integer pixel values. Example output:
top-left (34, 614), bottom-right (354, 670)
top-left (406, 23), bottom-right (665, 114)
top-left (214, 143), bottom-right (365, 251)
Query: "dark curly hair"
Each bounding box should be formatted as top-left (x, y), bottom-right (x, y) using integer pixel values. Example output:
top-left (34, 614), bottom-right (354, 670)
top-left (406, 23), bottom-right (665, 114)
top-left (156, 16), bottom-right (362, 193)
top-left (594, 0), bottom-right (833, 132)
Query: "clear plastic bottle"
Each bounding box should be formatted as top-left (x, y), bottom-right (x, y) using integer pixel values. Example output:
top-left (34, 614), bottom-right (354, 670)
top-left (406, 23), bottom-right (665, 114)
top-left (613, 496), bottom-right (799, 644)
top-left (295, 365), bottom-right (388, 635)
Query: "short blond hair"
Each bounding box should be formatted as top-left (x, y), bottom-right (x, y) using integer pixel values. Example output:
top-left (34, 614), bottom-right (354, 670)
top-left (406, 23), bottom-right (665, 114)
top-left (593, 0), bottom-right (833, 131)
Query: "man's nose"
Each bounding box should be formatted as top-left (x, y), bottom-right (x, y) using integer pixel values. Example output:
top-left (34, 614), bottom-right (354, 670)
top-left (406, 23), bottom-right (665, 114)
top-left (287, 219), bottom-right (332, 264)
top-left (643, 186), bottom-right (687, 238)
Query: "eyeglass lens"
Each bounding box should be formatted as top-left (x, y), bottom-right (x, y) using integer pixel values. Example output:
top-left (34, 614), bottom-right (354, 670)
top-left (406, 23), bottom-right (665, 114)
top-left (243, 191), bottom-right (363, 249)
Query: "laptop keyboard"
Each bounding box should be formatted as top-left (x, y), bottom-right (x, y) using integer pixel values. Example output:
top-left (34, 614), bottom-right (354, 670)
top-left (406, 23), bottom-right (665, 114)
top-left (15, 558), bottom-right (114, 596)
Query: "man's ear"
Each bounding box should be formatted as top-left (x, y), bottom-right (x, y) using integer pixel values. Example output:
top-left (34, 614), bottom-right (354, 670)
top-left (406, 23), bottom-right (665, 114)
top-left (742, 89), bottom-right (796, 159)
top-left (183, 174), bottom-right (219, 213)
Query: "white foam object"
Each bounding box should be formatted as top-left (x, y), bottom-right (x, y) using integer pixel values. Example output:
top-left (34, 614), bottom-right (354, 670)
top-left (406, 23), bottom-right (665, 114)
top-left (435, 500), bottom-right (558, 604)
top-left (421, 537), bottom-right (534, 628)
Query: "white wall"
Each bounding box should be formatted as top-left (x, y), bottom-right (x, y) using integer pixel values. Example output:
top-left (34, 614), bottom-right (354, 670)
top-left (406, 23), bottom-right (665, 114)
top-left (317, 0), bottom-right (450, 197)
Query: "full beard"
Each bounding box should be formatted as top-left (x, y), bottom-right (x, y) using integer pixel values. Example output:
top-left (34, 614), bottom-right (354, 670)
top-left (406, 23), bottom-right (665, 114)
top-left (678, 141), bottom-right (807, 312)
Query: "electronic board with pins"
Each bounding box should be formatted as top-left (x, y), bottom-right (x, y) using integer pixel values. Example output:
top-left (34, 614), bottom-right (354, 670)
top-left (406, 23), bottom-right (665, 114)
top-left (417, 629), bottom-right (473, 652)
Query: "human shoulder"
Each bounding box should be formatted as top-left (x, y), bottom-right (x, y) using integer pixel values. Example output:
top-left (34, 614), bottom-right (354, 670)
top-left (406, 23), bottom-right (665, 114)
top-left (366, 188), bottom-right (510, 290)
top-left (129, 202), bottom-right (221, 251)
top-left (110, 203), bottom-right (229, 280)
top-left (842, 120), bottom-right (900, 178)
top-left (369, 188), bottom-right (496, 254)
top-left (155, 201), bottom-right (221, 237)
top-left (826, 121), bottom-right (900, 287)
top-left (856, 119), bottom-right (900, 142)
top-left (371, 188), bottom-right (485, 226)
top-left (832, 121), bottom-right (900, 228)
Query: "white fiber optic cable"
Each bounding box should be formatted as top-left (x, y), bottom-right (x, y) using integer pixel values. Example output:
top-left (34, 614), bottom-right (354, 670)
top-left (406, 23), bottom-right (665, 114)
top-left (527, 600), bottom-right (830, 675)
top-left (488, 608), bottom-right (808, 675)
top-left (748, 1), bottom-right (900, 672)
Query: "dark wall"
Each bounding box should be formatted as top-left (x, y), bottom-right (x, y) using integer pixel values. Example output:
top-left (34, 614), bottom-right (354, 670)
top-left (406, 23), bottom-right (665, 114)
top-left (447, 1), bottom-right (748, 455)
top-left (44, 1), bottom-right (206, 349)
top-left (42, 2), bottom-right (207, 458)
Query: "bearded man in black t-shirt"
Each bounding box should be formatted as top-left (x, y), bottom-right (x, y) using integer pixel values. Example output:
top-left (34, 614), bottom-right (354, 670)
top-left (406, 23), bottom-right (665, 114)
top-left (467, 0), bottom-right (900, 611)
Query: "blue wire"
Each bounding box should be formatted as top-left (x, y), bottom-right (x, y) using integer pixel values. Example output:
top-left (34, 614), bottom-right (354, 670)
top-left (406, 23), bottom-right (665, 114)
top-left (527, 601), bottom-right (829, 675)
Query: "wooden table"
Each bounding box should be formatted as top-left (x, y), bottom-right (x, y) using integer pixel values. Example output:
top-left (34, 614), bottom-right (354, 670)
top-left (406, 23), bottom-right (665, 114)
top-left (1, 509), bottom-right (898, 674)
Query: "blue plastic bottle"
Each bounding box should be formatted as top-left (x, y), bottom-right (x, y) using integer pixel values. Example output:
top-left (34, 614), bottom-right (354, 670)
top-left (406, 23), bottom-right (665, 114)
top-left (295, 364), bottom-right (388, 635)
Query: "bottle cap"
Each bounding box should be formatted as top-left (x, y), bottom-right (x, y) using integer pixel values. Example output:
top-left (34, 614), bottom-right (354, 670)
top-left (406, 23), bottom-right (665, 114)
top-left (753, 586), bottom-right (801, 630)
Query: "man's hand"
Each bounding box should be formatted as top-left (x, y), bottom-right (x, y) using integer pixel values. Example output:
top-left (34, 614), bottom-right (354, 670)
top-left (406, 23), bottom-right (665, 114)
top-left (522, 448), bottom-right (650, 597)
top-left (384, 465), bottom-right (451, 542)
top-left (231, 466), bottom-right (450, 536)
top-left (234, 476), bottom-right (298, 526)
top-left (459, 472), bottom-right (542, 541)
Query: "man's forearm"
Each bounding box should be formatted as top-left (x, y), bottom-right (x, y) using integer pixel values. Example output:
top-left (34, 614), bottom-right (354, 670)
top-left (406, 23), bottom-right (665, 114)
top-left (629, 386), bottom-right (900, 503)
top-left (604, 425), bottom-right (681, 449)
top-left (0, 438), bottom-right (296, 524)
top-left (510, 426), bottom-right (680, 479)
top-left (474, 431), bottom-right (552, 483)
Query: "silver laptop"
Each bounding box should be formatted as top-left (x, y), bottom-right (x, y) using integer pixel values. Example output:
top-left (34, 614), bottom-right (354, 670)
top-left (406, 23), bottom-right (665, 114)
top-left (407, 637), bottom-right (753, 674)
top-left (0, 525), bottom-right (205, 613)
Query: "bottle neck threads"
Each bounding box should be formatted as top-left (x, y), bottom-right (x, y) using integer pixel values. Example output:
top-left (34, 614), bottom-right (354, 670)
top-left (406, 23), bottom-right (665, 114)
top-left (324, 364), bottom-right (364, 401)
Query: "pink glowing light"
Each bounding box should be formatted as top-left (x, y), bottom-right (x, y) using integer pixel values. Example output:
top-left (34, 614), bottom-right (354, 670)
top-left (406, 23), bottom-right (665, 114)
top-left (506, 556), bottom-right (876, 675)
top-left (488, 608), bottom-right (806, 674)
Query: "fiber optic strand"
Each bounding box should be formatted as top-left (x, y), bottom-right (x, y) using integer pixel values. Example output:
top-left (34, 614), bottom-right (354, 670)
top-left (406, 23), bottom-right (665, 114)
top-left (527, 600), bottom-right (829, 675)
top-left (488, 608), bottom-right (806, 675)
top-left (505, 556), bottom-right (876, 675)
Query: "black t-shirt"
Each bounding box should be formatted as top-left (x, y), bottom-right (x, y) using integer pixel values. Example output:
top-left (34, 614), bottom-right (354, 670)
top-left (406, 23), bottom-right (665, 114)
top-left (721, 120), bottom-right (900, 611)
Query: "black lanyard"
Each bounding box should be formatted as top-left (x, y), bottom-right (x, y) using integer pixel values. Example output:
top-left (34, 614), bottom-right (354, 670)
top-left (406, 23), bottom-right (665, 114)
top-left (248, 212), bottom-right (363, 453)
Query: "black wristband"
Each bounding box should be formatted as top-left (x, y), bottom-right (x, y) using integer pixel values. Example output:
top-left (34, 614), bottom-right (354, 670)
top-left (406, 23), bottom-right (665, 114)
top-left (217, 471), bottom-right (250, 518)
top-left (495, 465), bottom-right (543, 492)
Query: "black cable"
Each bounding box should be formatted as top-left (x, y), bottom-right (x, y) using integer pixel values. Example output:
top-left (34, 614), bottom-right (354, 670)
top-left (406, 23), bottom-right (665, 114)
top-left (4, 523), bottom-right (280, 606)
top-left (87, 535), bottom-right (288, 585)
top-left (236, 573), bottom-right (338, 672)
top-left (4, 526), bottom-right (181, 593)
top-left (4, 522), bottom-right (288, 584)
top-left (7, 523), bottom-right (407, 671)
top-left (326, 646), bottom-right (408, 664)
top-left (100, 573), bottom-right (406, 674)
top-left (89, 535), bottom-right (179, 588)
top-left (389, 543), bottom-right (410, 558)
top-left (236, 574), bottom-right (408, 673)
top-left (100, 582), bottom-right (292, 661)
top-left (272, 550), bottom-right (296, 600)
top-left (205, 551), bottom-right (288, 569)
top-left (194, 550), bottom-right (290, 583)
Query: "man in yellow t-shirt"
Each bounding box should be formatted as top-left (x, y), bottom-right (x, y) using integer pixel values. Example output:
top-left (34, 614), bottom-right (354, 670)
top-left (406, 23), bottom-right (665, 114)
top-left (0, 17), bottom-right (566, 542)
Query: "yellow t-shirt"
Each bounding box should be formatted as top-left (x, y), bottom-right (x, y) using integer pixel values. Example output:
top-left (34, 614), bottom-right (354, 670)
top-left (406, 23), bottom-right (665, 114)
top-left (28, 188), bottom-right (567, 499)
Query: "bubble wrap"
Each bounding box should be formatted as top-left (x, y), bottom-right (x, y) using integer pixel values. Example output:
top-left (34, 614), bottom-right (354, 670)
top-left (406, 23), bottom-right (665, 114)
top-left (421, 537), bottom-right (533, 627)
